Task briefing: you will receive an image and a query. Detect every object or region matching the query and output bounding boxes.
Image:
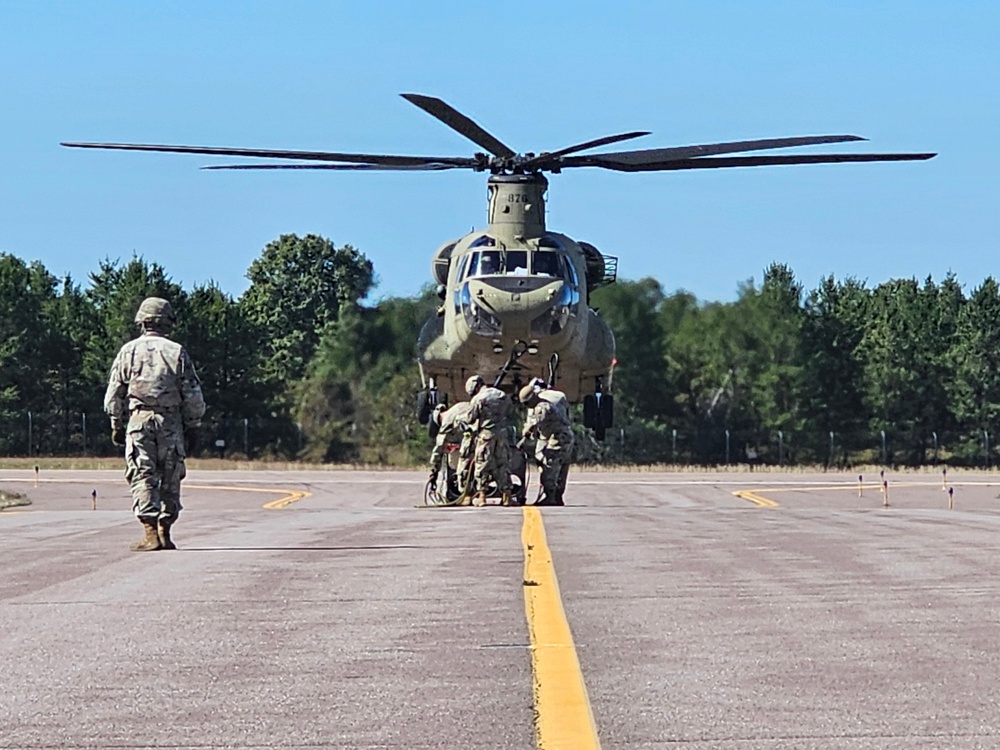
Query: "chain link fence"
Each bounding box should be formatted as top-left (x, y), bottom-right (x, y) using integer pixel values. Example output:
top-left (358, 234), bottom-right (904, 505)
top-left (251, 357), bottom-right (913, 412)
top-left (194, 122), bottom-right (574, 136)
top-left (0, 412), bottom-right (302, 460)
top-left (1, 410), bottom-right (996, 468)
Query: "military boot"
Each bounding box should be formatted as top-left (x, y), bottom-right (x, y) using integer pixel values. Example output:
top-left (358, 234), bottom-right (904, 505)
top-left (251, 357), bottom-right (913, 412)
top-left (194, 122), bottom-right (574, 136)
top-left (157, 521), bottom-right (176, 550)
top-left (473, 491), bottom-right (487, 507)
top-left (535, 490), bottom-right (561, 506)
top-left (500, 490), bottom-right (513, 506)
top-left (129, 519), bottom-right (162, 552)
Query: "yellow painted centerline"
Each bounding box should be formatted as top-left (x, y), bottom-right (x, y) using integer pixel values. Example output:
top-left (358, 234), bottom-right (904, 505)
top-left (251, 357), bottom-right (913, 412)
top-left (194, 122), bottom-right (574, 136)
top-left (521, 506), bottom-right (601, 749)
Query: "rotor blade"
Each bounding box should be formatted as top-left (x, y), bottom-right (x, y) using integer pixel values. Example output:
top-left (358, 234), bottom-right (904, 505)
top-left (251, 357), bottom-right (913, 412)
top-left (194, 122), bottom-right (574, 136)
top-left (564, 135), bottom-right (868, 168)
top-left (61, 141), bottom-right (477, 168)
top-left (401, 94), bottom-right (516, 159)
top-left (520, 131), bottom-right (652, 170)
top-left (201, 162), bottom-right (465, 171)
top-left (565, 152), bottom-right (937, 172)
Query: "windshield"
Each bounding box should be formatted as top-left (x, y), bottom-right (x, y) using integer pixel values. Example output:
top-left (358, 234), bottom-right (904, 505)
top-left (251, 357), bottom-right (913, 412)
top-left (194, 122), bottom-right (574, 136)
top-left (471, 251), bottom-right (501, 276)
top-left (533, 251), bottom-right (562, 278)
top-left (465, 250), bottom-right (530, 277)
top-left (454, 255), bottom-right (468, 282)
top-left (561, 254), bottom-right (579, 286)
top-left (505, 250), bottom-right (528, 275)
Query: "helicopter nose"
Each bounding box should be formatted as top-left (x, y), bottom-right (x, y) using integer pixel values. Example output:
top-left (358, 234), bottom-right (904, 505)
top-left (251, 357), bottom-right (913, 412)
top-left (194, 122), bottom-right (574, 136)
top-left (471, 278), bottom-right (565, 313)
top-left (462, 277), bottom-right (572, 339)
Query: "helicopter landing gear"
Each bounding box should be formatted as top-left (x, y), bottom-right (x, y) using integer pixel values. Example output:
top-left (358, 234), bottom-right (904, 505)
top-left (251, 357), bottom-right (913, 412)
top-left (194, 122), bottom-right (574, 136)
top-left (583, 377), bottom-right (613, 441)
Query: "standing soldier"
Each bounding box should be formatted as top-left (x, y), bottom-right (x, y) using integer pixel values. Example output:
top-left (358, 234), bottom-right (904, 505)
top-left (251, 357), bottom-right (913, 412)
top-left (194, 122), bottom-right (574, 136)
top-left (519, 382), bottom-right (574, 506)
top-left (105, 297), bottom-right (205, 551)
top-left (465, 374), bottom-right (514, 506)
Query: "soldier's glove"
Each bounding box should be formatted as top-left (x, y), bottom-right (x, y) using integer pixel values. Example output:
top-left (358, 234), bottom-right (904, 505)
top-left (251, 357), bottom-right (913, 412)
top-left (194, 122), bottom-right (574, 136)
top-left (184, 427), bottom-right (200, 455)
top-left (111, 425), bottom-right (126, 446)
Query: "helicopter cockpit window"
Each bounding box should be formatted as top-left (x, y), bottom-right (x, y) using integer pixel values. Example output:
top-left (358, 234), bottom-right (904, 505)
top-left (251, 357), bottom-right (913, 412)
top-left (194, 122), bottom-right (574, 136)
top-left (561, 255), bottom-right (579, 287)
top-left (477, 251), bottom-right (501, 275)
top-left (505, 251), bottom-right (529, 275)
top-left (465, 249), bottom-right (530, 277)
top-left (533, 251), bottom-right (562, 278)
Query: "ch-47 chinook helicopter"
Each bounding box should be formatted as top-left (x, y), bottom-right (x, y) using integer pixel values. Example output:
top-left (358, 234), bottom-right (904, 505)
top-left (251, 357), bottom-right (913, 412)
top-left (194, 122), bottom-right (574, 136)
top-left (63, 94), bottom-right (935, 439)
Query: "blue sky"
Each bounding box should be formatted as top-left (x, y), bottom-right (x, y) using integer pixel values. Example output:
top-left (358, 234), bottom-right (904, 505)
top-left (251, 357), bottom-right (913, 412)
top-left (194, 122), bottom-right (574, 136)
top-left (1, 1), bottom-right (996, 303)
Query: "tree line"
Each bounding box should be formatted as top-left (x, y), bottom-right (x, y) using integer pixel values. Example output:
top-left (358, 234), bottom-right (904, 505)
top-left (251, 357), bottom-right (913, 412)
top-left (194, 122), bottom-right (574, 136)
top-left (2, 234), bottom-right (999, 467)
top-left (0, 234), bottom-right (435, 463)
top-left (593, 264), bottom-right (1000, 466)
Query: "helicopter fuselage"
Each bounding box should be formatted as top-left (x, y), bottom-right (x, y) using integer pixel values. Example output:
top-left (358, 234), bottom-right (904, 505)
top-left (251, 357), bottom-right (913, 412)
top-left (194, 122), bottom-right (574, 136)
top-left (417, 173), bottom-right (616, 402)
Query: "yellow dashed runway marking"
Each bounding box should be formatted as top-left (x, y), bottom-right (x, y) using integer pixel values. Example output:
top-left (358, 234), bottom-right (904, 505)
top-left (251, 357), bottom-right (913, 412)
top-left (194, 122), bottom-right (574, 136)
top-left (185, 484), bottom-right (312, 509)
top-left (732, 479), bottom-right (1000, 508)
top-left (522, 506), bottom-right (601, 749)
top-left (0, 478), bottom-right (312, 511)
top-left (733, 489), bottom-right (780, 507)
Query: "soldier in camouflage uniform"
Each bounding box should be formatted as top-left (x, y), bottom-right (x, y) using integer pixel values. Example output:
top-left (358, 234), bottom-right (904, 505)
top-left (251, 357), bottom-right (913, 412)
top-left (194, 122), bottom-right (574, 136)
top-left (519, 382), bottom-right (574, 506)
top-left (428, 401), bottom-right (474, 503)
top-left (465, 374), bottom-right (514, 507)
top-left (105, 297), bottom-right (206, 551)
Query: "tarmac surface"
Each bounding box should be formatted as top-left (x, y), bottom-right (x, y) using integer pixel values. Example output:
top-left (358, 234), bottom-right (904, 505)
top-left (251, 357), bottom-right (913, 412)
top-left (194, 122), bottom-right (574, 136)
top-left (3, 467), bottom-right (1000, 748)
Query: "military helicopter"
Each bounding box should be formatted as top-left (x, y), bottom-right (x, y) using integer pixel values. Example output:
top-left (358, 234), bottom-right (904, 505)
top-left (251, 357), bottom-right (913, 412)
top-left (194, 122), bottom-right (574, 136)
top-left (63, 94), bottom-right (935, 439)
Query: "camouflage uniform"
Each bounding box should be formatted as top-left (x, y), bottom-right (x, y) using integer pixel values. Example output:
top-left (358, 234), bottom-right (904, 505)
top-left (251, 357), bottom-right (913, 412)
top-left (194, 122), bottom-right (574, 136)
top-left (428, 401), bottom-right (473, 494)
top-left (468, 385), bottom-right (513, 500)
top-left (522, 387), bottom-right (574, 505)
top-left (105, 299), bottom-right (205, 549)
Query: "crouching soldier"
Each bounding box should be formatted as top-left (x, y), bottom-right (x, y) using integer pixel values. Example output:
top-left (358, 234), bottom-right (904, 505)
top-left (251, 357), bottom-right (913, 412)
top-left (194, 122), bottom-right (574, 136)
top-left (519, 382), bottom-right (574, 506)
top-left (428, 401), bottom-right (474, 503)
top-left (105, 297), bottom-right (205, 551)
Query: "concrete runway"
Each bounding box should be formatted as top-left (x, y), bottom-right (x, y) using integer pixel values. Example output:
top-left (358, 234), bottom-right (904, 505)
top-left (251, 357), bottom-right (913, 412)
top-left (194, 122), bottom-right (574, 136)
top-left (3, 467), bottom-right (1000, 748)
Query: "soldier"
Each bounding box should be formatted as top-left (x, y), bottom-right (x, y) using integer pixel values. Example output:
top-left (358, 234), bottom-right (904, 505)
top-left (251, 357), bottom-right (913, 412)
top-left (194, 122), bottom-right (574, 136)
top-left (519, 382), bottom-right (574, 506)
top-left (105, 297), bottom-right (206, 551)
top-left (428, 400), bottom-right (474, 504)
top-left (465, 374), bottom-right (514, 506)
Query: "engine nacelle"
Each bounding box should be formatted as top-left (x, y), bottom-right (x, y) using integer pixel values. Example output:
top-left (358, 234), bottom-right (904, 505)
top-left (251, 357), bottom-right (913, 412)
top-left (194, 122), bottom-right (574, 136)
top-left (430, 240), bottom-right (460, 286)
top-left (578, 241), bottom-right (617, 293)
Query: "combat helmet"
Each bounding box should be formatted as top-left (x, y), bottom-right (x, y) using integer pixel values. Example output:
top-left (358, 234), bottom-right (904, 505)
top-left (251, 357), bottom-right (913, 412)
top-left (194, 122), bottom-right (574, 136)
top-left (134, 297), bottom-right (176, 329)
top-left (465, 374), bottom-right (485, 396)
top-left (432, 403), bottom-right (448, 425)
top-left (519, 384), bottom-right (541, 405)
